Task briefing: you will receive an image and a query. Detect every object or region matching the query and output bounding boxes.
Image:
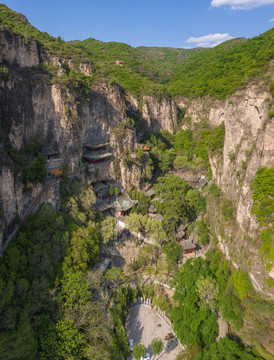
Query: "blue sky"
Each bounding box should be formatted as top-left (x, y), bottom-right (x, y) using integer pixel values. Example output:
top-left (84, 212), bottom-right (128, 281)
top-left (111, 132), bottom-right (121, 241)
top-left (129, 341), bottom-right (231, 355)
top-left (2, 0), bottom-right (274, 48)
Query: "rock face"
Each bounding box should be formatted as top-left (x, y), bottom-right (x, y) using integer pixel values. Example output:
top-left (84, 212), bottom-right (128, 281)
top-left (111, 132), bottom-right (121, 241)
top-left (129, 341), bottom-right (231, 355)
top-left (0, 29), bottom-right (40, 67)
top-left (179, 84), bottom-right (273, 230)
top-left (0, 31), bottom-right (178, 248)
top-left (179, 84), bottom-right (274, 296)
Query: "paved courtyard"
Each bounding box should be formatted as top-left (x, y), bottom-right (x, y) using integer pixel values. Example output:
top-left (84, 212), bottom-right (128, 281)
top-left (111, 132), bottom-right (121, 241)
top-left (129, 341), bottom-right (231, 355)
top-left (125, 305), bottom-right (181, 360)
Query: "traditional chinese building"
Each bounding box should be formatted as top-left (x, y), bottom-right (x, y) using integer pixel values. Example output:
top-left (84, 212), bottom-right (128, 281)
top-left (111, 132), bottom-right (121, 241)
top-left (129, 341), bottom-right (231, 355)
top-left (41, 147), bottom-right (58, 160)
top-left (145, 188), bottom-right (155, 199)
top-left (93, 182), bottom-right (109, 200)
top-left (50, 168), bottom-right (62, 179)
top-left (115, 60), bottom-right (124, 66)
top-left (181, 238), bottom-right (196, 254)
top-left (83, 152), bottom-right (112, 164)
top-left (84, 142), bottom-right (109, 152)
top-left (176, 223), bottom-right (188, 243)
top-left (83, 142), bottom-right (112, 165)
top-left (113, 195), bottom-right (137, 217)
top-left (147, 205), bottom-right (163, 221)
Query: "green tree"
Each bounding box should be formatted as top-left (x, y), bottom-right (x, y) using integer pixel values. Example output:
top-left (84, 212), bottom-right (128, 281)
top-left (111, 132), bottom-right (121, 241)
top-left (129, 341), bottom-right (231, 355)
top-left (158, 149), bottom-right (175, 173)
top-left (259, 228), bottom-right (274, 271)
top-left (146, 219), bottom-right (167, 246)
top-left (64, 225), bottom-right (100, 271)
top-left (207, 122), bottom-right (225, 153)
top-left (105, 267), bottom-right (126, 286)
top-left (132, 344), bottom-right (146, 360)
top-left (193, 337), bottom-right (261, 360)
top-left (163, 241), bottom-right (182, 266)
top-left (0, 66), bottom-right (9, 81)
top-left (125, 213), bottom-right (148, 235)
top-left (173, 155), bottom-right (188, 169)
top-left (40, 319), bottom-right (86, 360)
top-left (78, 186), bottom-right (96, 218)
top-left (171, 258), bottom-right (219, 346)
top-left (196, 276), bottom-right (219, 311)
top-left (175, 344), bottom-right (202, 360)
top-left (188, 220), bottom-right (210, 245)
top-left (23, 153), bottom-right (47, 185)
top-left (58, 271), bottom-right (91, 308)
top-left (230, 270), bottom-right (251, 300)
top-left (137, 148), bottom-right (144, 162)
top-left (66, 185), bottom-right (96, 225)
top-left (175, 130), bottom-right (195, 152)
top-left (251, 167), bottom-right (274, 223)
top-left (186, 189), bottom-right (206, 215)
top-left (101, 216), bottom-right (117, 244)
top-left (153, 174), bottom-right (193, 233)
top-left (108, 185), bottom-right (114, 196)
top-left (151, 337), bottom-right (164, 355)
top-left (219, 286), bottom-right (243, 331)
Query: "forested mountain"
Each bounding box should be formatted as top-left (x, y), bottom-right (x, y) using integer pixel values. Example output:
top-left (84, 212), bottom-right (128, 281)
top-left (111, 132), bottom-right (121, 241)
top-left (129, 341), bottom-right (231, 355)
top-left (73, 30), bottom-right (273, 98)
top-left (0, 3), bottom-right (273, 360)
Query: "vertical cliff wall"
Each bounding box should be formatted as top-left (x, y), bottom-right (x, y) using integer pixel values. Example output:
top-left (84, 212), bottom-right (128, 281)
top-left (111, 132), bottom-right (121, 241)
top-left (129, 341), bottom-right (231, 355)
top-left (0, 30), bottom-right (178, 248)
top-left (178, 83), bottom-right (274, 296)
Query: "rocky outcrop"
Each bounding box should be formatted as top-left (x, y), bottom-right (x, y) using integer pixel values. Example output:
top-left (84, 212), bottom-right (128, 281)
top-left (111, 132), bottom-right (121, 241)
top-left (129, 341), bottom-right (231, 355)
top-left (141, 95), bottom-right (178, 133)
top-left (0, 28), bottom-right (40, 67)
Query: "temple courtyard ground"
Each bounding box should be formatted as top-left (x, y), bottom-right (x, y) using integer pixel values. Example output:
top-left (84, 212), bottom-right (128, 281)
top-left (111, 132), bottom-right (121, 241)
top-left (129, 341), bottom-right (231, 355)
top-left (125, 304), bottom-right (181, 360)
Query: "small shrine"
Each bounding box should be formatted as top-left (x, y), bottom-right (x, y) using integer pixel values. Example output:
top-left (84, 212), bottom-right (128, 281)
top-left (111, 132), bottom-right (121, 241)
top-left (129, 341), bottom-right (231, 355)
top-left (115, 60), bottom-right (124, 66)
top-left (181, 239), bottom-right (196, 254)
top-left (50, 168), bottom-right (62, 178)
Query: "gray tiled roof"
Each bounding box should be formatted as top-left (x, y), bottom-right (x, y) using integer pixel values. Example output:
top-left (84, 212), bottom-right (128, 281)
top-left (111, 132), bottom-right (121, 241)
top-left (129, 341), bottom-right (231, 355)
top-left (113, 195), bottom-right (137, 211)
top-left (181, 239), bottom-right (196, 251)
top-left (41, 147), bottom-right (58, 156)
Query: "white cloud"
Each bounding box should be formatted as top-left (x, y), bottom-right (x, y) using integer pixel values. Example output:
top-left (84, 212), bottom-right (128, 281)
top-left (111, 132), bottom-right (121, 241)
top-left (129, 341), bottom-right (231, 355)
top-left (187, 33), bottom-right (234, 47)
top-left (211, 0), bottom-right (274, 10)
top-left (270, 18), bottom-right (274, 21)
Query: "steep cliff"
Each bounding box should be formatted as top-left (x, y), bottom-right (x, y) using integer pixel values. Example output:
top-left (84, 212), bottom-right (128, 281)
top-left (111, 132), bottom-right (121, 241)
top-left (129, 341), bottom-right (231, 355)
top-left (0, 29), bottom-right (178, 248)
top-left (178, 82), bottom-right (274, 296)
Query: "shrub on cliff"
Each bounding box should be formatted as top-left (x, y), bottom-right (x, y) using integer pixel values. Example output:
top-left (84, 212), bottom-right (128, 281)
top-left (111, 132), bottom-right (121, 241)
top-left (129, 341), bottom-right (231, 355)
top-left (251, 167), bottom-right (274, 224)
top-left (22, 153), bottom-right (47, 185)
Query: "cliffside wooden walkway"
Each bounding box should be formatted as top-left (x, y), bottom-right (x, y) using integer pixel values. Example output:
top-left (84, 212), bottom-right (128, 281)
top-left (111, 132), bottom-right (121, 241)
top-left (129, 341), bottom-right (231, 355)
top-left (0, 179), bottom-right (59, 256)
